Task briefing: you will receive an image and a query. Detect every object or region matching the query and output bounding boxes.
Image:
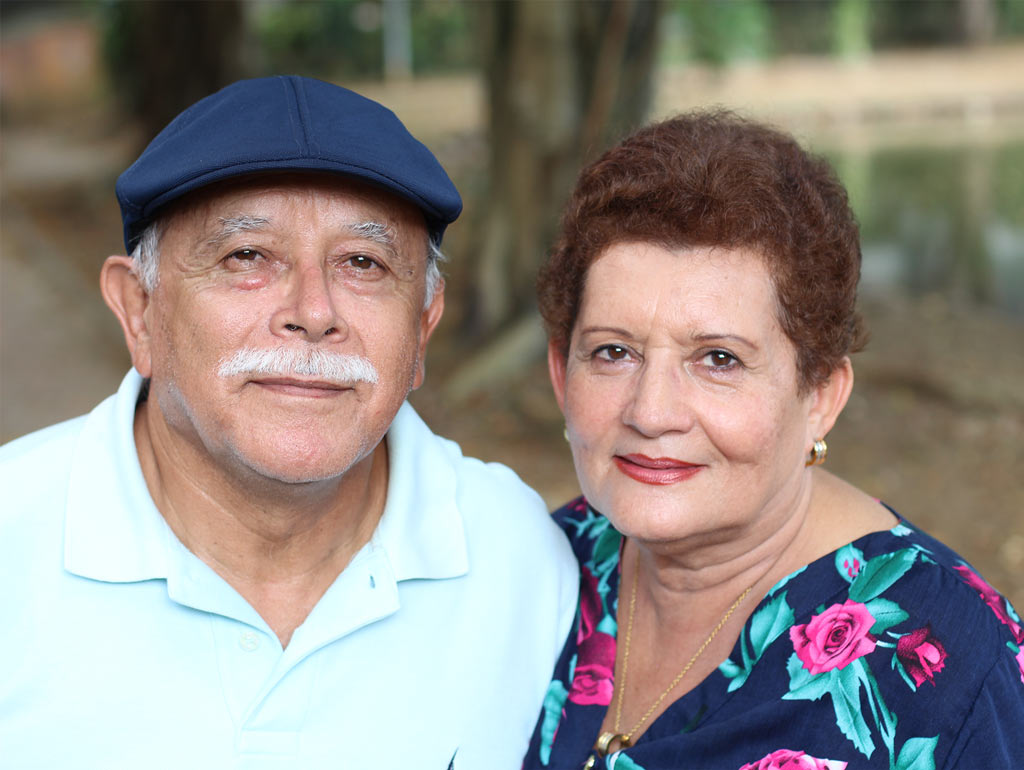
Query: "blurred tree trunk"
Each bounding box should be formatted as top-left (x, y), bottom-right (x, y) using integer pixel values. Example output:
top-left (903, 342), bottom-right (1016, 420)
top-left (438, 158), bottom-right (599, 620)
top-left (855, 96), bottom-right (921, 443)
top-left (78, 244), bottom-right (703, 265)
top-left (103, 0), bottom-right (245, 147)
top-left (444, 0), bottom-right (661, 399)
top-left (383, 0), bottom-right (413, 80)
top-left (832, 0), bottom-right (871, 61)
top-left (960, 0), bottom-right (996, 45)
top-left (469, 0), bottom-right (663, 339)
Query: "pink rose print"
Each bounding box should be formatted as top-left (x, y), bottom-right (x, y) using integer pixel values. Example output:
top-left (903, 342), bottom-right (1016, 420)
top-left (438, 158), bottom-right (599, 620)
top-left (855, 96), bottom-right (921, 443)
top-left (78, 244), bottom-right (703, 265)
top-left (577, 566), bottom-right (604, 643)
top-left (954, 565), bottom-right (1024, 643)
top-left (1014, 645), bottom-right (1024, 685)
top-left (739, 748), bottom-right (847, 770)
top-left (790, 600), bottom-right (877, 675)
top-left (568, 630), bottom-right (616, 705)
top-left (896, 625), bottom-right (948, 686)
top-left (569, 566), bottom-right (617, 706)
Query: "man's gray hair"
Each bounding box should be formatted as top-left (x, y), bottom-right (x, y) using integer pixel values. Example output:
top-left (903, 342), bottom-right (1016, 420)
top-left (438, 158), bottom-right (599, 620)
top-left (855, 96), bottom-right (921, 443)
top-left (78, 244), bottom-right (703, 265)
top-left (130, 219), bottom-right (445, 307)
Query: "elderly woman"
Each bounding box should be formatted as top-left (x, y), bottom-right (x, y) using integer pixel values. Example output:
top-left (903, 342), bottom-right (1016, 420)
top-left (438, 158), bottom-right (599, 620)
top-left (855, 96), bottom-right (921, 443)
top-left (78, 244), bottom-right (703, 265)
top-left (522, 112), bottom-right (1024, 770)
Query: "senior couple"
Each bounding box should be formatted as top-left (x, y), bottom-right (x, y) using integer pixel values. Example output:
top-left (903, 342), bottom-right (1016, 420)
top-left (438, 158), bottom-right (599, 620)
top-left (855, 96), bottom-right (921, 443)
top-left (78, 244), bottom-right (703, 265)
top-left (2, 77), bottom-right (1021, 768)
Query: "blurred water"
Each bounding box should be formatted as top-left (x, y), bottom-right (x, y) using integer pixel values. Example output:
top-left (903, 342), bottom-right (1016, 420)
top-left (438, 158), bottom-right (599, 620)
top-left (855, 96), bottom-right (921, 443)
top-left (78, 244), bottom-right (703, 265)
top-left (831, 139), bottom-right (1024, 316)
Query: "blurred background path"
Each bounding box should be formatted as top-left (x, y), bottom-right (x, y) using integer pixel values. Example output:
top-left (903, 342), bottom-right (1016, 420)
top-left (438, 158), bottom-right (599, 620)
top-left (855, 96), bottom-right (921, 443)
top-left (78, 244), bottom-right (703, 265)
top-left (2, 1), bottom-right (1021, 608)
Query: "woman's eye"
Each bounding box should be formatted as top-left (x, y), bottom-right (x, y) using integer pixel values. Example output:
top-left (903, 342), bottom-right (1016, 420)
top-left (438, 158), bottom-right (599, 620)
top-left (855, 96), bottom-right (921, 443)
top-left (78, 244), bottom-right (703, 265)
top-left (703, 350), bottom-right (738, 368)
top-left (595, 345), bottom-right (632, 362)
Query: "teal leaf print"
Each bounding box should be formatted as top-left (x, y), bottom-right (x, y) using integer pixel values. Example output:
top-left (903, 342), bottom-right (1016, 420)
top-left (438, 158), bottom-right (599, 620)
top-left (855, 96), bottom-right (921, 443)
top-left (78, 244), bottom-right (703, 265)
top-left (891, 652), bottom-right (918, 692)
top-left (835, 544), bottom-right (866, 583)
top-left (718, 658), bottom-right (748, 691)
top-left (1007, 598), bottom-right (1022, 624)
top-left (750, 593), bottom-right (796, 659)
top-left (848, 548), bottom-right (918, 603)
top-left (832, 663), bottom-right (876, 758)
top-left (538, 680), bottom-right (568, 765)
top-left (721, 593), bottom-right (796, 692)
top-left (891, 523), bottom-right (914, 537)
top-left (855, 656), bottom-right (897, 753)
top-left (894, 736), bottom-right (938, 770)
top-left (590, 525), bottom-right (621, 574)
top-left (783, 652), bottom-right (831, 701)
top-left (769, 565), bottom-right (806, 595)
top-left (864, 597), bottom-right (909, 634)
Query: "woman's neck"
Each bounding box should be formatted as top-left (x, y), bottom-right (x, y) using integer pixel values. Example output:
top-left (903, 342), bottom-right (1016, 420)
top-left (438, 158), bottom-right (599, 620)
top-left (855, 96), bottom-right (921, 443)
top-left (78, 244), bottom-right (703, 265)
top-left (628, 469), bottom-right (896, 635)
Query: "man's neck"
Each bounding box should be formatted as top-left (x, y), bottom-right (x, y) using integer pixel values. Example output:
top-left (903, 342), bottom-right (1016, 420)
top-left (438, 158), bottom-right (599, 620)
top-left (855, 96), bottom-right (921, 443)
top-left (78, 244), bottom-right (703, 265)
top-left (133, 401), bottom-right (390, 647)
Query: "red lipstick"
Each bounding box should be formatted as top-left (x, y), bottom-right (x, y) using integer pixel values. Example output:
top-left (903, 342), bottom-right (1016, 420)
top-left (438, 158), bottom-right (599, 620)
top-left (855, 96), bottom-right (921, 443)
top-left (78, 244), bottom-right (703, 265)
top-left (613, 454), bottom-right (703, 485)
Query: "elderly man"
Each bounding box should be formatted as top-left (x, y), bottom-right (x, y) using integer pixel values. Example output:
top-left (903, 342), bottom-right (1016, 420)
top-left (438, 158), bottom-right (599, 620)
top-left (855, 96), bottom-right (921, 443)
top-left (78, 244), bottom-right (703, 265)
top-left (0, 76), bottom-right (576, 768)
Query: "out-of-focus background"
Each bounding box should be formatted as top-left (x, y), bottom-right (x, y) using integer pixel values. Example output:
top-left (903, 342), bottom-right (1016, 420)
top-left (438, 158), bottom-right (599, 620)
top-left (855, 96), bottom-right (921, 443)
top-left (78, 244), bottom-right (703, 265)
top-left (2, 0), bottom-right (1021, 608)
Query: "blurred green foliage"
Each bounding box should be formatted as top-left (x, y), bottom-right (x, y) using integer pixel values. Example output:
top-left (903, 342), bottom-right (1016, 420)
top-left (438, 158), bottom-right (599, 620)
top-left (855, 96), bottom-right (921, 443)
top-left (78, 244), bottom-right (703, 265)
top-left (255, 0), bottom-right (383, 78)
top-left (829, 142), bottom-right (1024, 314)
top-left (667, 0), bottom-right (1024, 66)
top-left (253, 0), bottom-right (475, 79)
top-left (680, 0), bottom-right (773, 64)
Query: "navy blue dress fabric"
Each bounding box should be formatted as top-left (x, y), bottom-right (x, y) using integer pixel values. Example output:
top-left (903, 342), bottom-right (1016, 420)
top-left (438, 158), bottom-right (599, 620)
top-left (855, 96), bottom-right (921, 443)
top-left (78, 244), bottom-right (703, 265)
top-left (523, 498), bottom-right (1024, 770)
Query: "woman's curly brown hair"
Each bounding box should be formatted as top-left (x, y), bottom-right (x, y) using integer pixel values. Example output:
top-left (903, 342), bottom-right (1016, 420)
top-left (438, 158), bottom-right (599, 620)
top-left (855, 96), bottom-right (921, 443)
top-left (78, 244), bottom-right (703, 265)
top-left (537, 109), bottom-right (867, 393)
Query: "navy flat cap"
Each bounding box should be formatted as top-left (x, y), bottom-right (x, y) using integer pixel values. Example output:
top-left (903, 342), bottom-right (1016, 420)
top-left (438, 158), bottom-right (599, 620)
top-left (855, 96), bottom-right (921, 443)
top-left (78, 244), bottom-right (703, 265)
top-left (116, 75), bottom-right (462, 252)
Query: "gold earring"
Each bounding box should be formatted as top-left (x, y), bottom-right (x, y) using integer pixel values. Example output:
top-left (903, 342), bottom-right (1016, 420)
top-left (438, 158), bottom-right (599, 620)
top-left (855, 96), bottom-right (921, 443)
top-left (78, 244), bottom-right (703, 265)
top-left (563, 426), bottom-right (570, 442)
top-left (806, 438), bottom-right (828, 466)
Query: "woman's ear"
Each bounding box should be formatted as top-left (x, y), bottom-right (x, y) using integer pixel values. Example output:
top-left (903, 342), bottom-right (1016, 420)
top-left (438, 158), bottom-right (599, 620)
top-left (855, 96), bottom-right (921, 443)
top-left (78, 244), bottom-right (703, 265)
top-left (547, 339), bottom-right (569, 414)
top-left (807, 356), bottom-right (854, 442)
top-left (100, 256), bottom-right (153, 378)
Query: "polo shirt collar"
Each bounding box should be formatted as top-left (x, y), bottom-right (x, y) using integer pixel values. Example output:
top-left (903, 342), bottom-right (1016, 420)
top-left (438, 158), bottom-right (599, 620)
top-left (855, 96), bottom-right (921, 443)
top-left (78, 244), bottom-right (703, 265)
top-left (373, 401), bottom-right (469, 582)
top-left (63, 371), bottom-right (469, 586)
top-left (64, 370), bottom-right (173, 582)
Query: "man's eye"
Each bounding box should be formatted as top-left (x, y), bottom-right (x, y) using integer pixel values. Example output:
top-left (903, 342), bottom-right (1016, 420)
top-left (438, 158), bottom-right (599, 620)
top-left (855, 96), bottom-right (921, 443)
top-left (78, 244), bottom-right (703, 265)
top-left (229, 248), bottom-right (261, 261)
top-left (348, 255), bottom-right (380, 270)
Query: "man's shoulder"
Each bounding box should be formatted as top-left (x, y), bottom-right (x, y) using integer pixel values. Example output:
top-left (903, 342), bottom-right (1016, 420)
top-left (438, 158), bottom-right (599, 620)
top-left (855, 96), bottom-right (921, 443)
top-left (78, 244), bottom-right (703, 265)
top-left (0, 415), bottom-right (90, 553)
top-left (0, 415), bottom-right (87, 487)
top-left (396, 402), bottom-right (572, 560)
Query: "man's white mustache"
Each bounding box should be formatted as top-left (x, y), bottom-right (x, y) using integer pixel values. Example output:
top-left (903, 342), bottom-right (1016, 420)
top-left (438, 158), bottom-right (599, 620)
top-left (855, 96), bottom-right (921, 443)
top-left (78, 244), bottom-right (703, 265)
top-left (217, 347), bottom-right (379, 385)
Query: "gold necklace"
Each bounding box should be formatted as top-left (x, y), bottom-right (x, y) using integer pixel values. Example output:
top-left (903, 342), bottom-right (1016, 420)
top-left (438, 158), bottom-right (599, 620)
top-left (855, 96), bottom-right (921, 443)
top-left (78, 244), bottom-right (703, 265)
top-left (584, 549), bottom-right (753, 768)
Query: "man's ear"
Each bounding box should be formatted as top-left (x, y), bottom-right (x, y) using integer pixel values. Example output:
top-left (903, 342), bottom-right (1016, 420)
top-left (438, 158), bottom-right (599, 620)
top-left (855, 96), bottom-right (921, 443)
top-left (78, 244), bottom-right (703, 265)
top-left (806, 356), bottom-right (854, 447)
top-left (547, 339), bottom-right (569, 415)
top-left (411, 280), bottom-right (445, 390)
top-left (100, 256), bottom-right (153, 378)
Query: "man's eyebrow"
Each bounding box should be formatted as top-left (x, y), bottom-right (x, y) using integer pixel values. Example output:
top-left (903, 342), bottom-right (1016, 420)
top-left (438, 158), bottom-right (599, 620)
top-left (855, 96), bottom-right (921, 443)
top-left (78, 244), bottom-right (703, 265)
top-left (348, 220), bottom-right (397, 252)
top-left (205, 215), bottom-right (272, 247)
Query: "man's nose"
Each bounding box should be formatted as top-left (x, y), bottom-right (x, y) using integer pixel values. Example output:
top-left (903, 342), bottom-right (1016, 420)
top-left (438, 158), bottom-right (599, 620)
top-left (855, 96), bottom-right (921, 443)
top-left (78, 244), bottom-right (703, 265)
top-left (272, 264), bottom-right (345, 342)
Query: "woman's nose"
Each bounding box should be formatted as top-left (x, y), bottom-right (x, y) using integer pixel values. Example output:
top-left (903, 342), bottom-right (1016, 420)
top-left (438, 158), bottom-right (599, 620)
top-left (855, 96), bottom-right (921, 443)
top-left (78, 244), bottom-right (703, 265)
top-left (622, 363), bottom-right (695, 437)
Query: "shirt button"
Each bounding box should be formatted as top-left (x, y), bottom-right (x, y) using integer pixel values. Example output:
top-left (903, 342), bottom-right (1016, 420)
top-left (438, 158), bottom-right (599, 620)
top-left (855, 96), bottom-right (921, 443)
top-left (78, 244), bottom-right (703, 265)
top-left (238, 630), bottom-right (260, 651)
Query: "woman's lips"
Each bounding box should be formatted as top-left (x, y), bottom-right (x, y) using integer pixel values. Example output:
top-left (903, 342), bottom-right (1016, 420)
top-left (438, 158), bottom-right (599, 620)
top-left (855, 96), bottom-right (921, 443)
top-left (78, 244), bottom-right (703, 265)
top-left (613, 454), bottom-right (704, 485)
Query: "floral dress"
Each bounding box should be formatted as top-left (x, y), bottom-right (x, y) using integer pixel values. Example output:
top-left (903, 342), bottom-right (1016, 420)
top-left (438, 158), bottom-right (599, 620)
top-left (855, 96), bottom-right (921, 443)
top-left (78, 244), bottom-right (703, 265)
top-left (523, 499), bottom-right (1024, 770)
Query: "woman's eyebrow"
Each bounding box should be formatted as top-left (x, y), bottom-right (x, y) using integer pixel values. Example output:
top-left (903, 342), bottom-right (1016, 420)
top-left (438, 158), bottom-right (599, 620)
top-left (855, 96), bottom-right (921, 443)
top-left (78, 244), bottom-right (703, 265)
top-left (578, 325), bottom-right (636, 339)
top-left (690, 332), bottom-right (757, 348)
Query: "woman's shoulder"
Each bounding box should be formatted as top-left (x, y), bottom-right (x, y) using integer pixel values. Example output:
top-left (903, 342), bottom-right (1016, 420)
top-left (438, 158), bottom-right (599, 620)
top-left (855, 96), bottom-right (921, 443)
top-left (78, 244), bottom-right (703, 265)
top-left (814, 512), bottom-right (1024, 691)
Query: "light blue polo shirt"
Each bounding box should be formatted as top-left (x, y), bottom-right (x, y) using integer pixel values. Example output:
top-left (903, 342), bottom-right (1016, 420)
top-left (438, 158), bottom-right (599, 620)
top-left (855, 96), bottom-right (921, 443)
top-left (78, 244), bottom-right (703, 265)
top-left (0, 370), bottom-right (578, 769)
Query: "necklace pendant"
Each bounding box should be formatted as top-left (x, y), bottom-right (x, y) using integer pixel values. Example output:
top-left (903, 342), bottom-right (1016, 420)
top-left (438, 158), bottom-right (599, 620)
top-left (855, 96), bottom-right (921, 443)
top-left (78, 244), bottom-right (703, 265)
top-left (594, 731), bottom-right (632, 756)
